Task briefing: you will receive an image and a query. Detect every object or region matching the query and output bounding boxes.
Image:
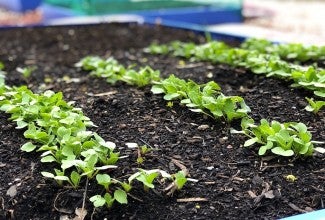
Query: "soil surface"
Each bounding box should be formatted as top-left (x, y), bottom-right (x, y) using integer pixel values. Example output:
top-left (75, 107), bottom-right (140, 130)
top-left (0, 23), bottom-right (324, 220)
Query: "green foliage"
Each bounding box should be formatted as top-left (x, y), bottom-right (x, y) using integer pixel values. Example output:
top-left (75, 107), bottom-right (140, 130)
top-left (0, 71), bottom-right (190, 210)
top-left (78, 55), bottom-right (323, 158)
top-left (152, 75), bottom-right (250, 122)
top-left (146, 40), bottom-right (325, 99)
top-left (173, 171), bottom-right (188, 190)
top-left (90, 189), bottom-right (127, 208)
top-left (78, 56), bottom-right (250, 123)
top-left (76, 56), bottom-right (160, 87)
top-left (232, 118), bottom-right (324, 157)
top-left (128, 169), bottom-right (162, 191)
top-left (16, 66), bottom-right (37, 79)
top-left (241, 38), bottom-right (325, 62)
top-left (305, 98), bottom-right (325, 113)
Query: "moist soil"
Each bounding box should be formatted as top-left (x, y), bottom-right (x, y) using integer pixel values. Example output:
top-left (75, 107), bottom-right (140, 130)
top-left (0, 23), bottom-right (324, 220)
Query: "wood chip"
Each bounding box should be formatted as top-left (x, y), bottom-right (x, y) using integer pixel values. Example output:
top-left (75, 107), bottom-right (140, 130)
top-left (198, 124), bottom-right (209, 131)
top-left (247, 190), bottom-right (257, 198)
top-left (287, 202), bottom-right (307, 213)
top-left (177, 197), bottom-right (208, 202)
top-left (203, 181), bottom-right (216, 185)
top-left (6, 185), bottom-right (17, 198)
top-left (87, 91), bottom-right (117, 97)
top-left (0, 162), bottom-right (6, 168)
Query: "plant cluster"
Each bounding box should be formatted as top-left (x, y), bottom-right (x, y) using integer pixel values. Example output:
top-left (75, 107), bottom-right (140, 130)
top-left (146, 41), bottom-right (325, 99)
top-left (77, 56), bottom-right (324, 157)
top-left (77, 56), bottom-right (251, 123)
top-left (0, 68), bottom-right (189, 209)
top-left (76, 56), bottom-right (160, 87)
top-left (231, 118), bottom-right (324, 156)
top-left (151, 75), bottom-right (251, 122)
top-left (241, 38), bottom-right (325, 62)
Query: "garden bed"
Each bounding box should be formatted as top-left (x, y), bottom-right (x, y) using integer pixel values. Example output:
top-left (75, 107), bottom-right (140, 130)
top-left (0, 23), bottom-right (324, 219)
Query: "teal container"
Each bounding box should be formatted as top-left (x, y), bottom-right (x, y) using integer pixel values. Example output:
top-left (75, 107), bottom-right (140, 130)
top-left (44, 0), bottom-right (242, 15)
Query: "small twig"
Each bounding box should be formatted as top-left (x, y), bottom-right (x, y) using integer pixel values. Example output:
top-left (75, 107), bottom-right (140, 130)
top-left (127, 193), bottom-right (144, 202)
top-left (54, 190), bottom-right (74, 214)
top-left (287, 202), bottom-right (308, 213)
top-left (138, 138), bottom-right (154, 149)
top-left (176, 63), bottom-right (204, 69)
top-left (80, 178), bottom-right (89, 219)
top-left (87, 91), bottom-right (117, 97)
top-left (313, 168), bottom-right (325, 173)
top-left (171, 158), bottom-right (188, 175)
top-left (177, 197), bottom-right (208, 202)
top-left (91, 208), bottom-right (96, 220)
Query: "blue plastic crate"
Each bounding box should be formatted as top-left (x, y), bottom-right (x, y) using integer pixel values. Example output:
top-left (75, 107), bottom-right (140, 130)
top-left (0, 0), bottom-right (42, 12)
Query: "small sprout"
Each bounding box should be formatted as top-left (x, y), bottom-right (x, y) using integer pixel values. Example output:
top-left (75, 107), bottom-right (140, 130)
top-left (173, 171), bottom-right (188, 190)
top-left (178, 60), bottom-right (186, 66)
top-left (16, 66), bottom-right (37, 79)
top-left (285, 174), bottom-right (298, 182)
top-left (90, 189), bottom-right (128, 208)
top-left (305, 97), bottom-right (325, 114)
top-left (136, 145), bottom-right (153, 164)
top-left (166, 101), bottom-right (174, 108)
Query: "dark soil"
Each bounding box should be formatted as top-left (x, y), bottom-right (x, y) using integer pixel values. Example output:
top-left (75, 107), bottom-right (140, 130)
top-left (0, 23), bottom-right (324, 220)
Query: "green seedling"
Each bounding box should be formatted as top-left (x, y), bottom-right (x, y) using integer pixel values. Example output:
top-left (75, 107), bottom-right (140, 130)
top-left (305, 97), bottom-right (325, 113)
top-left (146, 41), bottom-right (325, 99)
top-left (173, 171), bottom-right (188, 190)
top-left (17, 66), bottom-right (37, 79)
top-left (0, 66), bottom-right (193, 212)
top-left (90, 189), bottom-right (127, 208)
top-left (128, 169), bottom-right (171, 191)
top-left (232, 117), bottom-right (324, 157)
top-left (241, 38), bottom-right (325, 62)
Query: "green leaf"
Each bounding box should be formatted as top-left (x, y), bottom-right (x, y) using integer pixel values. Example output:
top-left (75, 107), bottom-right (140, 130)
top-left (298, 143), bottom-right (311, 155)
top-left (57, 127), bottom-right (71, 138)
top-left (114, 189), bottom-right (128, 204)
top-left (16, 120), bottom-right (28, 129)
top-left (41, 171), bottom-right (55, 178)
top-left (258, 141), bottom-right (273, 155)
top-left (271, 147), bottom-right (294, 156)
top-left (70, 171), bottom-right (81, 187)
top-left (314, 91), bottom-right (325, 98)
top-left (61, 159), bottom-right (78, 170)
top-left (96, 174), bottom-right (111, 189)
top-left (163, 93), bottom-right (180, 100)
top-left (244, 137), bottom-right (258, 147)
top-left (150, 85), bottom-right (165, 94)
top-left (21, 142), bottom-right (37, 152)
top-left (90, 195), bottom-right (106, 207)
top-left (174, 171), bottom-right (187, 190)
top-left (54, 175), bottom-right (70, 181)
top-left (41, 155), bottom-right (57, 163)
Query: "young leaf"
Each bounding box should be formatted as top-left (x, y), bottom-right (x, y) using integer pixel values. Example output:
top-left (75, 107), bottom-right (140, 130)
top-left (244, 137), bottom-right (259, 147)
top-left (90, 195), bottom-right (106, 207)
top-left (21, 142), bottom-right (37, 152)
top-left (114, 189), bottom-right (128, 204)
top-left (271, 147), bottom-right (294, 157)
top-left (70, 171), bottom-right (81, 187)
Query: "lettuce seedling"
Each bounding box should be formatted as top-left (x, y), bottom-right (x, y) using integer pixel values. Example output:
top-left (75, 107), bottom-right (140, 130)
top-left (147, 40), bottom-right (325, 99)
top-left (241, 38), bottom-right (325, 62)
top-left (232, 118), bottom-right (324, 157)
top-left (90, 189), bottom-right (127, 208)
top-left (128, 169), bottom-right (171, 191)
top-left (173, 171), bottom-right (188, 190)
top-left (16, 66), bottom-right (37, 79)
top-left (122, 66), bottom-right (160, 87)
top-left (305, 97), bottom-right (325, 113)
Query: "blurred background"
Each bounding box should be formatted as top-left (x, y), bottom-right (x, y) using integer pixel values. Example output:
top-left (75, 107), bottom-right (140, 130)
top-left (0, 0), bottom-right (324, 45)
